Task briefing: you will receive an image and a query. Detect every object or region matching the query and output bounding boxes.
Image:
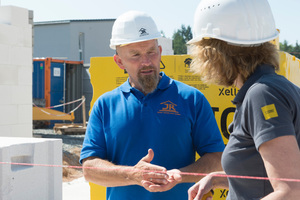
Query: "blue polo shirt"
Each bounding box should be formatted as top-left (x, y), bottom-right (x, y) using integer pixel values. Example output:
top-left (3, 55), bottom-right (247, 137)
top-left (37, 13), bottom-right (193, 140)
top-left (80, 72), bottom-right (225, 200)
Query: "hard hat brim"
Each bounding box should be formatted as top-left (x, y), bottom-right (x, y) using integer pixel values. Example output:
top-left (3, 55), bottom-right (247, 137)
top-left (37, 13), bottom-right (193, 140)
top-left (110, 33), bottom-right (162, 50)
top-left (187, 31), bottom-right (279, 46)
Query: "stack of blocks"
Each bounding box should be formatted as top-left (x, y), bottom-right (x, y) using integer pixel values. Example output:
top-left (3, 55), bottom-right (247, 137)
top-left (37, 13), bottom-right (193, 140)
top-left (0, 6), bottom-right (33, 137)
top-left (0, 6), bottom-right (63, 200)
top-left (0, 137), bottom-right (62, 199)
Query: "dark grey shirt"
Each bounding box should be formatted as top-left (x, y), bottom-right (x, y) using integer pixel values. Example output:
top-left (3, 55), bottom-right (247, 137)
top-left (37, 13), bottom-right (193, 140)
top-left (222, 64), bottom-right (300, 199)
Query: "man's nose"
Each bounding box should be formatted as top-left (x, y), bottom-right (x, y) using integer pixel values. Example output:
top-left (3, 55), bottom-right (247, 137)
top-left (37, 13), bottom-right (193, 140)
top-left (140, 54), bottom-right (151, 66)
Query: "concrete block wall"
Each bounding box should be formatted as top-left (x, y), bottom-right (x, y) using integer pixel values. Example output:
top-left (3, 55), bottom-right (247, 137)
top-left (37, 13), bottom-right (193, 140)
top-left (0, 6), bottom-right (33, 137)
top-left (0, 5), bottom-right (63, 200)
top-left (0, 137), bottom-right (62, 200)
top-left (158, 37), bottom-right (174, 55)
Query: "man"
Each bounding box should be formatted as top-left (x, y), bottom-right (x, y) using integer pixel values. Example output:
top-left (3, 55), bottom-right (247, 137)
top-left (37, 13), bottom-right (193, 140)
top-left (80, 10), bottom-right (225, 200)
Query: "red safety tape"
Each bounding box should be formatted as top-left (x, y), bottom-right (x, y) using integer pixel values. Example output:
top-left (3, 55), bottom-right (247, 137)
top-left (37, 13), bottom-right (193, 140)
top-left (1, 162), bottom-right (300, 183)
top-left (32, 97), bottom-right (85, 117)
top-left (33, 98), bottom-right (83, 109)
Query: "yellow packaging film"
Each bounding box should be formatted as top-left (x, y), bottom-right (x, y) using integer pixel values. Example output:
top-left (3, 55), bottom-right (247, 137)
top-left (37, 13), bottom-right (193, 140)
top-left (88, 52), bottom-right (300, 200)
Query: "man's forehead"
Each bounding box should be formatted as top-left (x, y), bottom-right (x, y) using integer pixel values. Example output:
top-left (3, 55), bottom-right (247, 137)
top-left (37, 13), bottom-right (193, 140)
top-left (120, 39), bottom-right (158, 49)
top-left (119, 40), bottom-right (158, 53)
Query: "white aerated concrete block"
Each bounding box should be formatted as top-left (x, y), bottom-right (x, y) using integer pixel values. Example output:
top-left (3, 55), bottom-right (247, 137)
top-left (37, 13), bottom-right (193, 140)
top-left (0, 86), bottom-right (12, 105)
top-left (10, 46), bottom-right (32, 66)
top-left (0, 65), bottom-right (18, 85)
top-left (21, 26), bottom-right (33, 48)
top-left (0, 105), bottom-right (17, 126)
top-left (0, 137), bottom-right (62, 200)
top-left (0, 23), bottom-right (32, 48)
top-left (18, 105), bottom-right (32, 124)
top-left (0, 125), bottom-right (12, 136)
top-left (11, 124), bottom-right (32, 138)
top-left (11, 85), bottom-right (32, 105)
top-left (0, 6), bottom-right (29, 27)
top-left (18, 66), bottom-right (32, 85)
top-left (0, 4), bottom-right (33, 137)
top-left (0, 23), bottom-right (19, 46)
top-left (0, 44), bottom-right (10, 65)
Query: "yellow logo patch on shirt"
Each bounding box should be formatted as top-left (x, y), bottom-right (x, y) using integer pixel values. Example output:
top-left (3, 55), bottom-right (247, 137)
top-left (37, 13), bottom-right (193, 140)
top-left (261, 104), bottom-right (278, 120)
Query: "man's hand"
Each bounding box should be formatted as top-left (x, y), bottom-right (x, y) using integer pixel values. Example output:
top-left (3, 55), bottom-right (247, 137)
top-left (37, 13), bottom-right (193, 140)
top-left (141, 169), bottom-right (182, 192)
top-left (132, 149), bottom-right (169, 188)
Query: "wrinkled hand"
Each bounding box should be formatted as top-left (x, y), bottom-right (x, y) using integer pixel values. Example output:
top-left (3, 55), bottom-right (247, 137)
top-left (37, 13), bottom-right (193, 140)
top-left (132, 149), bottom-right (169, 189)
top-left (188, 175), bottom-right (213, 200)
top-left (141, 169), bottom-right (182, 192)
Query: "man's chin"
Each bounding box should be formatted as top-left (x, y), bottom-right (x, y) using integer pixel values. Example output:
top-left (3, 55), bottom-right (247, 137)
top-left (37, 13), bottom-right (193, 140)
top-left (140, 82), bottom-right (157, 94)
top-left (138, 74), bottom-right (159, 93)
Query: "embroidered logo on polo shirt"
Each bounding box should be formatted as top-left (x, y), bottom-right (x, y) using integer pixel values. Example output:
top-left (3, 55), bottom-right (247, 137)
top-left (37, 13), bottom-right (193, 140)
top-left (261, 104), bottom-right (278, 120)
top-left (157, 101), bottom-right (181, 115)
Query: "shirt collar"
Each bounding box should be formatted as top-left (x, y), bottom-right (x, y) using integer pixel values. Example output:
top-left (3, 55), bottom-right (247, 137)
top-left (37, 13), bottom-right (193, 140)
top-left (119, 71), bottom-right (172, 93)
top-left (232, 64), bottom-right (276, 105)
top-left (157, 71), bottom-right (172, 90)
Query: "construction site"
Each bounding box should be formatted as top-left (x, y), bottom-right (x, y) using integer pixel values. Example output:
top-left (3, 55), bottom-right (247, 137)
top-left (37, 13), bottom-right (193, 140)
top-left (0, 1), bottom-right (300, 200)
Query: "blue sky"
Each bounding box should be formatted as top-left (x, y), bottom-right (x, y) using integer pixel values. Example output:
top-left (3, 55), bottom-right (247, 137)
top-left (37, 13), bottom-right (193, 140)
top-left (2, 0), bottom-right (299, 45)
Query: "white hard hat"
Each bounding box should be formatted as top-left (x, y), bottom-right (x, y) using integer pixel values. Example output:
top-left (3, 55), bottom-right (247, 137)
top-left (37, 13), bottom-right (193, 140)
top-left (188, 0), bottom-right (279, 46)
top-left (110, 11), bottom-right (162, 50)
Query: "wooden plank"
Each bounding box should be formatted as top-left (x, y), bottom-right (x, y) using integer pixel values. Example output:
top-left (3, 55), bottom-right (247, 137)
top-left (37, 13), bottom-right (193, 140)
top-left (33, 107), bottom-right (75, 121)
top-left (53, 123), bottom-right (86, 135)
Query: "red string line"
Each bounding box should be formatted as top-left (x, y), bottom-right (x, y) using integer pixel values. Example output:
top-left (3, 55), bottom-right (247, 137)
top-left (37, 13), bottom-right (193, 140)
top-left (1, 161), bottom-right (300, 183)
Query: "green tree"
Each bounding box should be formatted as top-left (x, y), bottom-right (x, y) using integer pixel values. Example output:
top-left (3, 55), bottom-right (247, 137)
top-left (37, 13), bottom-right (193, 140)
top-left (280, 40), bottom-right (293, 52)
top-left (292, 41), bottom-right (300, 59)
top-left (172, 25), bottom-right (193, 55)
top-left (280, 40), bottom-right (300, 59)
top-left (160, 30), bottom-right (166, 38)
top-left (294, 41), bottom-right (300, 52)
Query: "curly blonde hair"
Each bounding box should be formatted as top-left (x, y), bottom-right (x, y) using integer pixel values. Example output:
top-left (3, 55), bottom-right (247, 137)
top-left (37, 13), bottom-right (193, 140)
top-left (189, 39), bottom-right (279, 87)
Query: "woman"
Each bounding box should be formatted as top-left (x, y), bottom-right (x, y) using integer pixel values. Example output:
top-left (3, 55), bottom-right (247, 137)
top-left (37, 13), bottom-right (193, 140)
top-left (187, 0), bottom-right (300, 199)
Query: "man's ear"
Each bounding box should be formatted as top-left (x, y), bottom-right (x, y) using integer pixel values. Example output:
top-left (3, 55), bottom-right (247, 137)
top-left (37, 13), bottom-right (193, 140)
top-left (113, 54), bottom-right (125, 70)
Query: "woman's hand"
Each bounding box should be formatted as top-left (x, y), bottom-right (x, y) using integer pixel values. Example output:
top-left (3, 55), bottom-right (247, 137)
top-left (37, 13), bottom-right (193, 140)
top-left (188, 174), bottom-right (214, 200)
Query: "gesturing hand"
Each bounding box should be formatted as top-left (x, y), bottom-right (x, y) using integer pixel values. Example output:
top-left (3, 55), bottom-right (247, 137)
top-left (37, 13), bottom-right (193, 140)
top-left (141, 168), bottom-right (183, 192)
top-left (132, 149), bottom-right (169, 188)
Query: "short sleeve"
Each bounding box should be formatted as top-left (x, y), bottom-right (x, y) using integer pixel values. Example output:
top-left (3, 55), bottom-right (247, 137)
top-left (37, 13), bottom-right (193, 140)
top-left (192, 93), bottom-right (225, 156)
top-left (245, 83), bottom-right (295, 149)
top-left (80, 99), bottom-right (107, 164)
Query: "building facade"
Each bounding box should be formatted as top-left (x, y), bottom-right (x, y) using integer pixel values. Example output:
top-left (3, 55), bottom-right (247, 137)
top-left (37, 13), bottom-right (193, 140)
top-left (33, 19), bottom-right (173, 122)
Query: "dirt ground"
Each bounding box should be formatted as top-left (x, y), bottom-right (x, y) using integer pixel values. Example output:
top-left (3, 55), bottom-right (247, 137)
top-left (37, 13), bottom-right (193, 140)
top-left (63, 147), bottom-right (84, 182)
top-left (33, 129), bottom-right (85, 182)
